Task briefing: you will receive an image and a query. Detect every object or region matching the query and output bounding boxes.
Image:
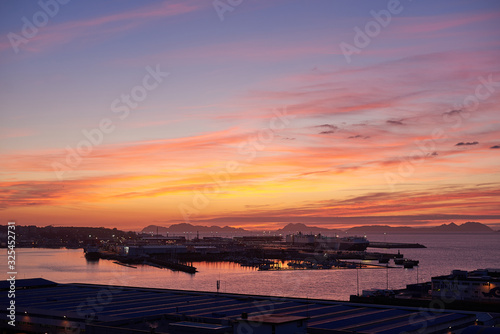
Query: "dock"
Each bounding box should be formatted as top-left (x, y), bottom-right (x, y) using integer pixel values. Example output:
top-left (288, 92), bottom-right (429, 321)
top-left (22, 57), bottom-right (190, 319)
top-left (113, 261), bottom-right (137, 269)
top-left (368, 241), bottom-right (426, 248)
top-left (92, 250), bottom-right (197, 274)
top-left (148, 258), bottom-right (197, 274)
top-left (257, 260), bottom-right (396, 271)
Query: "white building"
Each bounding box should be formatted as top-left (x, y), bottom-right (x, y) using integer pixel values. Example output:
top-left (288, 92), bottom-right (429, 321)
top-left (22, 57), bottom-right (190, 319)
top-left (116, 245), bottom-right (187, 257)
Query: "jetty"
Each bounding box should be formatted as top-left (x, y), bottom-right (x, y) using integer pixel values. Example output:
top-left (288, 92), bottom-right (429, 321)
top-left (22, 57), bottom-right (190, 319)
top-left (258, 260), bottom-right (395, 271)
top-left (148, 258), bottom-right (197, 274)
top-left (92, 250), bottom-right (197, 274)
top-left (113, 261), bottom-right (137, 269)
top-left (368, 241), bottom-right (426, 248)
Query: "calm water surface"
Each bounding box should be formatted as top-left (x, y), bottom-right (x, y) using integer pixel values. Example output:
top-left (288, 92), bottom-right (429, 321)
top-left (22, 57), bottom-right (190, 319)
top-left (2, 233), bottom-right (499, 301)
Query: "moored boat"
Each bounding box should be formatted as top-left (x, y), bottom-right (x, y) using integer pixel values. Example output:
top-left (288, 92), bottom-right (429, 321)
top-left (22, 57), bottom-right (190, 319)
top-left (84, 245), bottom-right (100, 260)
top-left (403, 259), bottom-right (419, 268)
top-left (286, 233), bottom-right (369, 251)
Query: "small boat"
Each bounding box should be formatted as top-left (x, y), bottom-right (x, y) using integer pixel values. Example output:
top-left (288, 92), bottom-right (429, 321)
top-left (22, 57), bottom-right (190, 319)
top-left (304, 262), bottom-right (318, 269)
top-left (403, 259), bottom-right (419, 268)
top-left (258, 263), bottom-right (271, 270)
top-left (287, 262), bottom-right (305, 269)
top-left (84, 245), bottom-right (100, 261)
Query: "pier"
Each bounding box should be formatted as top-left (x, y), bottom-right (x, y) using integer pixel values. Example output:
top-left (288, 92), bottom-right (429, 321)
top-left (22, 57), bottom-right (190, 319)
top-left (147, 258), bottom-right (197, 274)
top-left (368, 241), bottom-right (426, 248)
top-left (93, 250), bottom-right (198, 274)
top-left (257, 260), bottom-right (396, 271)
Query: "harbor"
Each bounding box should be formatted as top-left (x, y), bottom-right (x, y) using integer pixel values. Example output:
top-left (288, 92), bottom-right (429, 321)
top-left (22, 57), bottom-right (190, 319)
top-left (368, 241), bottom-right (426, 248)
top-left (85, 232), bottom-right (423, 274)
top-left (3, 232), bottom-right (498, 306)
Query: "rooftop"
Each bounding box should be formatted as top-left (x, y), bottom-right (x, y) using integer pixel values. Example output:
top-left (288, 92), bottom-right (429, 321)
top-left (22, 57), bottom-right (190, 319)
top-left (240, 314), bottom-right (308, 324)
top-left (432, 269), bottom-right (500, 282)
top-left (0, 279), bottom-right (482, 333)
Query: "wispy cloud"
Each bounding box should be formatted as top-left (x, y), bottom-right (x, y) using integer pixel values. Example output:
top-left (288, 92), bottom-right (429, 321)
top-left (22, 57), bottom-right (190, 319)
top-left (393, 11), bottom-right (500, 35)
top-left (455, 141), bottom-right (479, 146)
top-left (386, 120), bottom-right (404, 126)
top-left (2, 3), bottom-right (500, 229)
top-left (1, 1), bottom-right (208, 54)
top-left (315, 123), bottom-right (338, 134)
top-left (208, 184), bottom-right (500, 221)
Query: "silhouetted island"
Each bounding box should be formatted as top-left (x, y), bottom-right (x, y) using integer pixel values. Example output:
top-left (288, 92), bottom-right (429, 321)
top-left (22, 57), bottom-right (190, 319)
top-left (141, 221), bottom-right (493, 235)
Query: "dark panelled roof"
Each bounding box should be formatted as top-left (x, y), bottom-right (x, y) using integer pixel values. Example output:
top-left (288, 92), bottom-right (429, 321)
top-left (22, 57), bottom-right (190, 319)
top-left (1, 278), bottom-right (476, 333)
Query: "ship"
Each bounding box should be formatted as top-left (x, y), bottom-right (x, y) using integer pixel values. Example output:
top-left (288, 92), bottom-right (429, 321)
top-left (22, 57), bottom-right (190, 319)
top-left (285, 233), bottom-right (369, 251)
top-left (84, 245), bottom-right (100, 260)
top-left (394, 258), bottom-right (419, 268)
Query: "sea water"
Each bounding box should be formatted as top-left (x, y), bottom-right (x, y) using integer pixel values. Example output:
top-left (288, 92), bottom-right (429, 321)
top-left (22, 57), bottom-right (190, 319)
top-left (2, 233), bottom-right (499, 301)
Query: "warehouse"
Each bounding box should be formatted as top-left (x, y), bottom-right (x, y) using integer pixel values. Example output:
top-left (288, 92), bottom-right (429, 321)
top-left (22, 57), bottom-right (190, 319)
top-left (0, 278), bottom-right (483, 333)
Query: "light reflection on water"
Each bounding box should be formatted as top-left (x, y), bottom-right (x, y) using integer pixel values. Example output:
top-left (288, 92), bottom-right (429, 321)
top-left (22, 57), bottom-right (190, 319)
top-left (2, 233), bottom-right (499, 301)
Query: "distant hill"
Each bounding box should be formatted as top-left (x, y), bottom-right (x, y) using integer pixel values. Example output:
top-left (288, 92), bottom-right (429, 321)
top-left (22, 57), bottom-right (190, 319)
top-left (346, 225), bottom-right (414, 234)
top-left (142, 221), bottom-right (493, 236)
top-left (142, 223), bottom-right (247, 235)
top-left (275, 223), bottom-right (340, 235)
top-left (143, 222), bottom-right (341, 236)
top-left (346, 222), bottom-right (493, 234)
top-left (430, 222), bottom-right (492, 232)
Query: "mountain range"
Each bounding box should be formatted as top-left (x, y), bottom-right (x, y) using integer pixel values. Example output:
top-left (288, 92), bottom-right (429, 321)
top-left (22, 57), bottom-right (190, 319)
top-left (142, 223), bottom-right (246, 235)
top-left (142, 221), bottom-right (494, 235)
top-left (345, 222), bottom-right (493, 233)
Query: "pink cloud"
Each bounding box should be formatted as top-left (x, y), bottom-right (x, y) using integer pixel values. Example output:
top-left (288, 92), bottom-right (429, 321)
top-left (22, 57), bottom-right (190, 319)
top-left (1, 1), bottom-right (208, 55)
top-left (211, 184), bottom-right (500, 220)
top-left (0, 127), bottom-right (37, 139)
top-left (0, 126), bottom-right (247, 173)
top-left (237, 48), bottom-right (500, 121)
top-left (392, 11), bottom-right (500, 35)
top-left (112, 37), bottom-right (336, 68)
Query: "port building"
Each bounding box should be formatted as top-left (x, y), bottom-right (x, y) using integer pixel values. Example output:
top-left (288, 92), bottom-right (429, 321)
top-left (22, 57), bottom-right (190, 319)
top-left (431, 268), bottom-right (500, 303)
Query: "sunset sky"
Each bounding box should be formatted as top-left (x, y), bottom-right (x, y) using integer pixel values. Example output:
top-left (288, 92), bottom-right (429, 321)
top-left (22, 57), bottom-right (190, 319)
top-left (1, 0), bottom-right (500, 231)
